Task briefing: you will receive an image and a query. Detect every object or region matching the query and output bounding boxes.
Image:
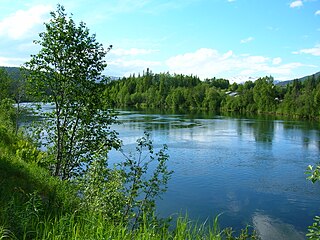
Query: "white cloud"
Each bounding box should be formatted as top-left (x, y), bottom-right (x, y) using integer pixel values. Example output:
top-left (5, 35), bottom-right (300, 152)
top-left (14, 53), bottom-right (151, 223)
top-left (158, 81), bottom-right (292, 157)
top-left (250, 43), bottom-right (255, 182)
top-left (106, 46), bottom-right (162, 76)
top-left (227, 0), bottom-right (236, 2)
top-left (106, 48), bottom-right (314, 80)
top-left (0, 56), bottom-right (27, 67)
top-left (240, 37), bottom-right (254, 44)
top-left (107, 58), bottom-right (161, 77)
top-left (111, 48), bottom-right (159, 56)
top-left (272, 57), bottom-right (282, 65)
top-left (222, 50), bottom-right (233, 60)
top-left (0, 4), bottom-right (52, 40)
top-left (315, 10), bottom-right (320, 15)
top-left (165, 48), bottom-right (308, 80)
top-left (293, 44), bottom-right (320, 56)
top-left (290, 0), bottom-right (303, 8)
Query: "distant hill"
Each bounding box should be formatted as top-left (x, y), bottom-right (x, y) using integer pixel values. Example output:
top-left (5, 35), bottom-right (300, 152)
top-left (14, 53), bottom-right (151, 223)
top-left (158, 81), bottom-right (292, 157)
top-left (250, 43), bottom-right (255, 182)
top-left (0, 66), bottom-right (22, 81)
top-left (0, 66), bottom-right (120, 83)
top-left (276, 71), bottom-right (320, 86)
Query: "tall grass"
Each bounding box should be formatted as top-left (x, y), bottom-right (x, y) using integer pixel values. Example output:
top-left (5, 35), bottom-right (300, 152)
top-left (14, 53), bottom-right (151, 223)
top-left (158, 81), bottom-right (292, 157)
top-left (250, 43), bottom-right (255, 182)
top-left (22, 212), bottom-right (224, 240)
top-left (0, 226), bottom-right (15, 240)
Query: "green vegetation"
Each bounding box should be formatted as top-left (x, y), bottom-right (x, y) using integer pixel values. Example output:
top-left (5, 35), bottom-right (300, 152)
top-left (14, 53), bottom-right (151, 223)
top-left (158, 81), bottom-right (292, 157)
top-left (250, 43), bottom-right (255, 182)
top-left (0, 67), bottom-right (28, 104)
top-left (1, 3), bottom-right (319, 239)
top-left (23, 5), bottom-right (116, 180)
top-left (306, 164), bottom-right (320, 239)
top-left (105, 71), bottom-right (320, 119)
top-left (0, 4), bottom-right (258, 239)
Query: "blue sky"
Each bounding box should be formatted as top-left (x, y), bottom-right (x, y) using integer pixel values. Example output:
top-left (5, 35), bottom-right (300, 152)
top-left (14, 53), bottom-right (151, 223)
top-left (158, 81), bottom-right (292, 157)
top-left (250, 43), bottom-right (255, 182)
top-left (0, 0), bottom-right (319, 82)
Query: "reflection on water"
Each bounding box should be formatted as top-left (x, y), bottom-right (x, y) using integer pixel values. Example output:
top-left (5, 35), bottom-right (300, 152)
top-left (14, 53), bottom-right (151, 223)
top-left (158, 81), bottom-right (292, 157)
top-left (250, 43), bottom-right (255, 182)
top-left (253, 213), bottom-right (305, 240)
top-left (115, 110), bottom-right (320, 151)
top-left (250, 119), bottom-right (274, 144)
top-left (108, 109), bottom-right (320, 238)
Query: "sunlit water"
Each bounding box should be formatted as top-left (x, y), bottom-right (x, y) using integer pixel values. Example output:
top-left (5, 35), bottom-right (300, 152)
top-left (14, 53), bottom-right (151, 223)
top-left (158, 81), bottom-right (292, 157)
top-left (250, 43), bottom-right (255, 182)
top-left (107, 109), bottom-right (320, 239)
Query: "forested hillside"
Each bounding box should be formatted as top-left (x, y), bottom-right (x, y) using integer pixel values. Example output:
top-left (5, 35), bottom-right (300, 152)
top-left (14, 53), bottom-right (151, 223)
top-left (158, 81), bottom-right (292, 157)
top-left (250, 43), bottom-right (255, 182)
top-left (0, 67), bottom-right (22, 80)
top-left (1, 66), bottom-right (320, 119)
top-left (276, 71), bottom-right (320, 86)
top-left (0, 67), bottom-right (28, 102)
top-left (105, 69), bottom-right (320, 119)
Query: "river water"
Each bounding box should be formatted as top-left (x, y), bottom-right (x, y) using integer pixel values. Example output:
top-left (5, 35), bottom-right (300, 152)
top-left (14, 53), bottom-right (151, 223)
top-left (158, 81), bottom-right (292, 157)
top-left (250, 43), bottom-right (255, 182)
top-left (107, 109), bottom-right (320, 239)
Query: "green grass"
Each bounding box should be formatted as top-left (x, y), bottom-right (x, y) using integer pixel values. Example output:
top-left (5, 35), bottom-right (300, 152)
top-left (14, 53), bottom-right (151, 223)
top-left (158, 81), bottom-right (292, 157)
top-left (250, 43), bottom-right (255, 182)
top-left (14, 213), bottom-right (223, 240)
top-left (0, 124), bottom-right (78, 239)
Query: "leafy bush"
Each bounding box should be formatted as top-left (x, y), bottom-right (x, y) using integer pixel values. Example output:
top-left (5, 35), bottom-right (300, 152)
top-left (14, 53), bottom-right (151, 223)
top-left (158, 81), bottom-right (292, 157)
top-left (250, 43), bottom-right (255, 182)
top-left (118, 132), bottom-right (173, 229)
top-left (306, 164), bottom-right (320, 239)
top-left (306, 216), bottom-right (320, 240)
top-left (76, 132), bottom-right (173, 230)
top-left (77, 152), bottom-right (125, 222)
top-left (306, 164), bottom-right (320, 183)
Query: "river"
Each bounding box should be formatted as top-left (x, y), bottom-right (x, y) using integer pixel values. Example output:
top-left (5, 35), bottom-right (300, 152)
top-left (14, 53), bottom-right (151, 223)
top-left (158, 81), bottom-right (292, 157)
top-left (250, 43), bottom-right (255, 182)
top-left (107, 109), bottom-right (320, 239)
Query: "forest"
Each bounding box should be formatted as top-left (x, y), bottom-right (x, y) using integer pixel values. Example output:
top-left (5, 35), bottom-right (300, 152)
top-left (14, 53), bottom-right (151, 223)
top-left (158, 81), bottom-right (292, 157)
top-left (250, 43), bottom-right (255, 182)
top-left (1, 65), bottom-right (320, 119)
top-left (105, 68), bottom-right (320, 119)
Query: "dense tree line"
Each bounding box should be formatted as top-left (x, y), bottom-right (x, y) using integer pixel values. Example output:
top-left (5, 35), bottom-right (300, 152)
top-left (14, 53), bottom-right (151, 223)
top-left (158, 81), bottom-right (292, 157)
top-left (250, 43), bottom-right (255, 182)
top-left (105, 69), bottom-right (228, 112)
top-left (1, 66), bottom-right (320, 119)
top-left (105, 70), bottom-right (320, 119)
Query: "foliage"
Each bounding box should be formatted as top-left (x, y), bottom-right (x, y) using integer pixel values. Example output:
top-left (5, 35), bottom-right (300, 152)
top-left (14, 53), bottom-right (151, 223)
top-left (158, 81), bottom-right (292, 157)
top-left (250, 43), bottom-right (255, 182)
top-left (306, 164), bottom-right (320, 183)
top-left (105, 71), bottom-right (225, 111)
top-left (306, 216), bottom-right (320, 240)
top-left (0, 68), bottom-right (12, 101)
top-left (306, 164), bottom-right (320, 239)
top-left (223, 226), bottom-right (258, 240)
top-left (0, 66), bottom-right (24, 87)
top-left (0, 98), bottom-right (16, 133)
top-left (118, 132), bottom-right (173, 229)
top-left (15, 139), bottom-right (46, 164)
top-left (0, 66), bottom-right (30, 104)
top-left (106, 71), bottom-right (320, 119)
top-left (253, 77), bottom-right (276, 113)
top-left (75, 132), bottom-right (173, 230)
top-left (23, 4), bottom-right (118, 179)
top-left (0, 67), bottom-right (29, 135)
top-left (77, 152), bottom-right (126, 222)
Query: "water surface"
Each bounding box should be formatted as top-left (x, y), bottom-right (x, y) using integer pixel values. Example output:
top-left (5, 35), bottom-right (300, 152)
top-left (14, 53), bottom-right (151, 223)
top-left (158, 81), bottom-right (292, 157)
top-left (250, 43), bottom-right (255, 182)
top-left (108, 109), bottom-right (320, 239)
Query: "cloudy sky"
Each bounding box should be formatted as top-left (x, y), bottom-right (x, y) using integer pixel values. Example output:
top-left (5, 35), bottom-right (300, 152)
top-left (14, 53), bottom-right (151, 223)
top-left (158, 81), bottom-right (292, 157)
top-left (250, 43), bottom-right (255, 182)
top-left (0, 0), bottom-right (319, 81)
